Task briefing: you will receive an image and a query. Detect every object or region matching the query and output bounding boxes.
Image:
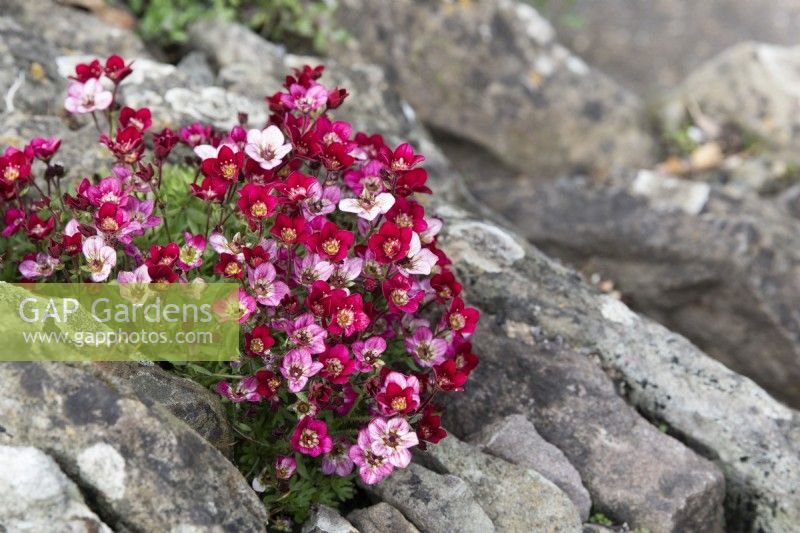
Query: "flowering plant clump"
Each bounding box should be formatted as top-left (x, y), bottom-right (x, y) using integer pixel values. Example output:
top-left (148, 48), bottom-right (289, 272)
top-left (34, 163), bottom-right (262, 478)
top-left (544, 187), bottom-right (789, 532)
top-left (0, 56), bottom-right (480, 525)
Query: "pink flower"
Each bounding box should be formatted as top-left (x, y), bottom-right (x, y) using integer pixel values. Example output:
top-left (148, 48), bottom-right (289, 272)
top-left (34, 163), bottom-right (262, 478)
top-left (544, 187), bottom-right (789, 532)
top-left (64, 79), bottom-right (113, 114)
top-left (213, 288), bottom-right (257, 324)
top-left (290, 417), bottom-right (333, 457)
top-left (177, 232), bottom-right (206, 271)
top-left (375, 371), bottom-right (420, 416)
top-left (328, 257), bottom-right (362, 289)
top-left (126, 198), bottom-right (161, 234)
top-left (247, 262), bottom-right (289, 306)
top-left (302, 185), bottom-right (340, 220)
top-left (2, 208), bottom-right (25, 237)
top-left (404, 327), bottom-right (448, 368)
top-left (382, 273), bottom-right (424, 313)
top-left (349, 427), bottom-right (394, 485)
top-left (245, 126), bottom-right (292, 170)
top-left (85, 176), bottom-right (129, 207)
top-left (281, 348), bottom-right (323, 392)
top-left (293, 254), bottom-right (334, 287)
top-left (318, 344), bottom-right (357, 385)
top-left (275, 455), bottom-right (297, 480)
top-left (279, 313), bottom-right (328, 354)
top-left (339, 192), bottom-right (395, 221)
top-left (209, 231), bottom-right (244, 260)
top-left (216, 376), bottom-right (261, 403)
top-left (82, 235), bottom-right (116, 282)
top-left (321, 438), bottom-right (354, 476)
top-left (367, 417), bottom-right (419, 468)
top-left (281, 83), bottom-right (329, 113)
top-left (19, 253), bottom-right (59, 279)
top-left (352, 336), bottom-right (387, 372)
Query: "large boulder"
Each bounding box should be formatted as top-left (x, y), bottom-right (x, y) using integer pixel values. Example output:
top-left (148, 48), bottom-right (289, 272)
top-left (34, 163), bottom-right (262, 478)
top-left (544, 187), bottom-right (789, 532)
top-left (542, 0), bottom-right (800, 95)
top-left (328, 0), bottom-right (655, 179)
top-left (348, 503), bottom-right (420, 533)
top-left (0, 362), bottom-right (268, 532)
top-left (431, 198), bottom-right (800, 532)
top-left (416, 434), bottom-right (582, 532)
top-left (471, 170), bottom-right (800, 408)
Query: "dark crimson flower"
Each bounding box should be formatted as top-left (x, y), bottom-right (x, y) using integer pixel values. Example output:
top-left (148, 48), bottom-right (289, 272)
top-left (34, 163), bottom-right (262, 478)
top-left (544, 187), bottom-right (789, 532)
top-left (320, 142), bottom-right (354, 171)
top-left (385, 197), bottom-right (427, 232)
top-left (119, 107), bottom-right (152, 132)
top-left (2, 208), bottom-right (25, 237)
top-left (382, 273), bottom-right (424, 313)
top-left (104, 54), bottom-right (133, 83)
top-left (72, 59), bottom-right (103, 82)
top-left (416, 405), bottom-right (447, 448)
top-left (242, 245), bottom-right (270, 269)
top-left (190, 176), bottom-right (229, 202)
top-left (62, 231), bottom-right (82, 256)
top-left (245, 325), bottom-right (275, 357)
top-left (270, 213), bottom-right (307, 246)
top-left (453, 341), bottom-right (479, 374)
top-left (0, 150), bottom-right (31, 185)
top-left (179, 122), bottom-right (213, 147)
top-left (201, 145), bottom-right (244, 182)
top-left (305, 280), bottom-right (334, 317)
top-left (310, 221), bottom-right (353, 262)
top-left (395, 168), bottom-right (432, 197)
top-left (325, 291), bottom-right (369, 337)
top-left (255, 369), bottom-right (281, 399)
top-left (237, 184), bottom-right (278, 227)
top-left (214, 253), bottom-right (245, 279)
top-left (26, 213), bottom-right (54, 240)
top-left (101, 126), bottom-right (144, 165)
top-left (146, 243), bottom-right (180, 268)
top-left (367, 221), bottom-right (412, 264)
top-left (147, 264), bottom-right (179, 283)
top-left (445, 298), bottom-right (480, 335)
top-left (354, 132), bottom-right (387, 160)
top-left (326, 87), bottom-right (348, 109)
top-left (153, 128), bottom-right (179, 160)
top-left (433, 360), bottom-right (470, 391)
top-left (430, 270), bottom-right (462, 301)
top-left (381, 142), bottom-right (425, 172)
top-left (319, 344), bottom-right (357, 385)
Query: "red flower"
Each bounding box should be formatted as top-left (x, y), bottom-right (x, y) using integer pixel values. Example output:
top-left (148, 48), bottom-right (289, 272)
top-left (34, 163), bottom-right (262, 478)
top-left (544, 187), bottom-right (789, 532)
top-left (319, 344), bottom-right (357, 384)
top-left (290, 417), bottom-right (333, 457)
top-left (101, 126), bottom-right (144, 165)
top-left (382, 273), bottom-right (424, 313)
top-left (26, 213), bottom-right (54, 240)
top-left (381, 142), bottom-right (424, 172)
top-left (430, 270), bottom-right (462, 301)
top-left (201, 145), bottom-right (244, 182)
top-left (62, 231), bottom-right (82, 256)
top-left (119, 107), bottom-right (152, 132)
top-left (104, 54), bottom-right (133, 83)
top-left (25, 137), bottom-right (61, 162)
top-left (320, 142), bottom-right (354, 171)
top-left (395, 168), bottom-right (432, 197)
top-left (214, 253), bottom-right (244, 279)
top-left (72, 59), bottom-right (103, 82)
top-left (326, 87), bottom-right (348, 109)
top-left (453, 341), bottom-right (479, 374)
top-left (190, 176), bottom-right (229, 202)
top-left (237, 184), bottom-right (278, 226)
top-left (433, 360), bottom-right (470, 391)
top-left (0, 151), bottom-right (31, 185)
top-left (416, 405), bottom-right (447, 448)
top-left (146, 243), bottom-right (180, 268)
top-left (245, 325), bottom-right (275, 357)
top-left (305, 280), bottom-right (334, 317)
top-left (310, 221), bottom-right (353, 262)
top-left (147, 264), bottom-right (179, 283)
top-left (385, 197), bottom-right (427, 232)
top-left (375, 373), bottom-right (419, 415)
top-left (445, 298), bottom-right (480, 335)
top-left (255, 369), bottom-right (281, 399)
top-left (153, 128), bottom-right (179, 160)
top-left (270, 213), bottom-right (307, 246)
top-left (242, 245), bottom-right (270, 269)
top-left (367, 221), bottom-right (412, 264)
top-left (274, 171), bottom-right (319, 203)
top-left (2, 208), bottom-right (25, 237)
top-left (325, 291), bottom-right (369, 337)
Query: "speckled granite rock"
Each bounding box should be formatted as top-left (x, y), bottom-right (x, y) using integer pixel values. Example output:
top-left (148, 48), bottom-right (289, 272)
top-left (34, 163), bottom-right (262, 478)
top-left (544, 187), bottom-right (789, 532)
top-left (302, 505), bottom-right (358, 533)
top-left (328, 0), bottom-right (655, 179)
top-left (347, 503), bottom-right (420, 533)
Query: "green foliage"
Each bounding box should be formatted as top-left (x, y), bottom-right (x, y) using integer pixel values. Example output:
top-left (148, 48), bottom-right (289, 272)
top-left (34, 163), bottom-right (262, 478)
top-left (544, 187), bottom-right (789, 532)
top-left (118, 0), bottom-right (342, 53)
top-left (588, 512), bottom-right (614, 526)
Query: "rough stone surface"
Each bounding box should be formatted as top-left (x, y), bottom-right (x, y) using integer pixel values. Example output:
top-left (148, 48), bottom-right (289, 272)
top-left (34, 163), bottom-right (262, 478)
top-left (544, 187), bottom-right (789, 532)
top-left (347, 503), bottom-right (420, 533)
top-left (94, 362), bottom-right (235, 457)
top-left (364, 463), bottom-right (495, 533)
top-left (542, 0), bottom-right (800, 95)
top-left (471, 414), bottom-right (592, 522)
top-left (0, 445), bottom-right (112, 532)
top-left (329, 0), bottom-right (655, 179)
top-left (0, 362), bottom-right (268, 532)
top-left (473, 172), bottom-right (800, 408)
top-left (432, 198), bottom-right (800, 532)
top-left (302, 505), bottom-right (358, 533)
top-left (417, 434), bottom-right (582, 532)
top-left (443, 321), bottom-right (724, 533)
top-left (663, 42), bottom-right (800, 153)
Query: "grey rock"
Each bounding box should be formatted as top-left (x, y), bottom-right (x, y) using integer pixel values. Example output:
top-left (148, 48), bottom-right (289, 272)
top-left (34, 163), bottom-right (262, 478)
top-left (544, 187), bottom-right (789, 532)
top-left (0, 445), bottom-right (112, 532)
top-left (177, 51), bottom-right (217, 87)
top-left (474, 171), bottom-right (800, 409)
top-left (0, 362), bottom-right (268, 532)
top-left (417, 434), bottom-right (582, 532)
top-left (347, 503), bottom-right (420, 533)
top-left (302, 505), bottom-right (358, 533)
top-left (431, 197), bottom-right (800, 532)
top-left (365, 463), bottom-right (495, 533)
top-left (471, 414), bottom-right (592, 522)
top-left (581, 526), bottom-right (615, 533)
top-left (443, 320), bottom-right (724, 532)
top-left (664, 42), bottom-right (800, 153)
top-left (328, 0), bottom-right (655, 179)
top-left (542, 0), bottom-right (800, 95)
top-left (94, 362), bottom-right (235, 457)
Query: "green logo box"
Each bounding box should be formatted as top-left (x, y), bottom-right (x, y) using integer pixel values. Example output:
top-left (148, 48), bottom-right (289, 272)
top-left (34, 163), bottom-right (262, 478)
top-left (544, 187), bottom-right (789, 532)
top-left (0, 282), bottom-right (240, 361)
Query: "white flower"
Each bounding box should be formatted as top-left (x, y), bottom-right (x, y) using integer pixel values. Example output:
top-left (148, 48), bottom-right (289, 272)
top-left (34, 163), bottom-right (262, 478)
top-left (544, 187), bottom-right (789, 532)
top-left (193, 143), bottom-right (238, 161)
top-left (338, 192), bottom-right (395, 221)
top-left (82, 235), bottom-right (117, 282)
top-left (396, 232), bottom-right (438, 276)
top-left (245, 126), bottom-right (292, 170)
top-left (419, 217), bottom-right (442, 244)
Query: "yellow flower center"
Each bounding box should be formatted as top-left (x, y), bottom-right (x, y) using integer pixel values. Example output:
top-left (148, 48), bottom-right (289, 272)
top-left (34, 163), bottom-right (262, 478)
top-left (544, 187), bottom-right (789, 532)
top-left (322, 238), bottom-right (341, 256)
top-left (250, 201), bottom-right (268, 218)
